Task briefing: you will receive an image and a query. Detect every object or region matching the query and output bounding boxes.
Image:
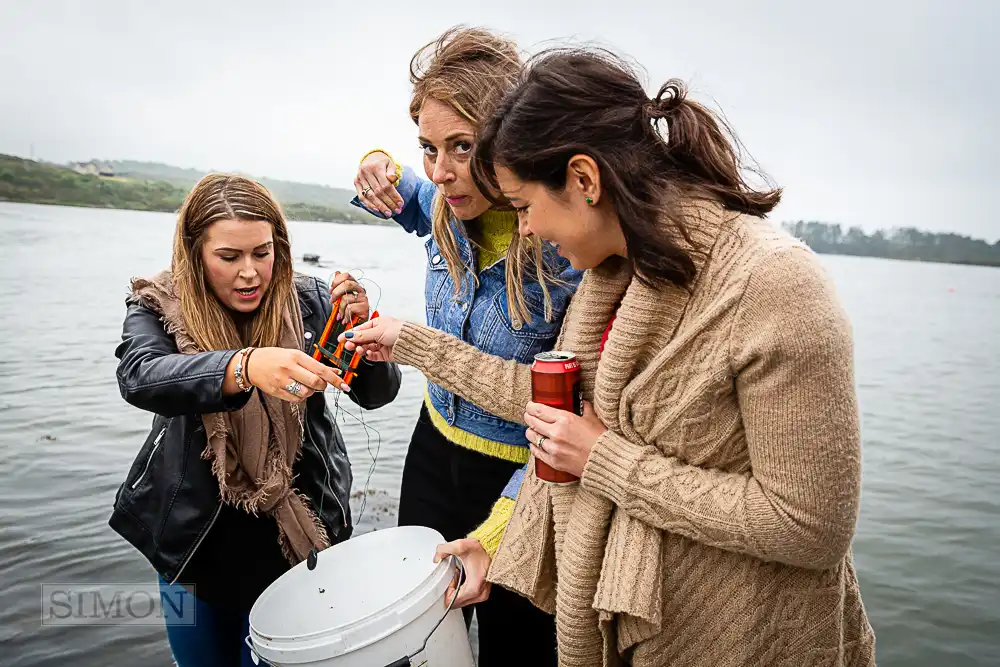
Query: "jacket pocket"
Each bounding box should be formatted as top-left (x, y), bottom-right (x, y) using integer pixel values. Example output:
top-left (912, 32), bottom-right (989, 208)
top-left (131, 422), bottom-right (168, 490)
top-left (125, 417), bottom-right (172, 492)
top-left (483, 288), bottom-right (561, 361)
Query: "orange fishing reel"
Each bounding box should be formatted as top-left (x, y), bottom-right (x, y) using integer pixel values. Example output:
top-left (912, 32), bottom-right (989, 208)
top-left (311, 295), bottom-right (378, 388)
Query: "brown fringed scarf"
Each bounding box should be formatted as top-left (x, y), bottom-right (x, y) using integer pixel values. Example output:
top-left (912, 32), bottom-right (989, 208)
top-left (129, 270), bottom-right (330, 564)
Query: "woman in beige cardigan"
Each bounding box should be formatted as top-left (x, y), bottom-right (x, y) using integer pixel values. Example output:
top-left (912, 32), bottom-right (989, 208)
top-left (341, 48), bottom-right (876, 666)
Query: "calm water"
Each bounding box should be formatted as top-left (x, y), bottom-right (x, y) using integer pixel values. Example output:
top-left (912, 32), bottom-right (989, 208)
top-left (1, 202), bottom-right (998, 666)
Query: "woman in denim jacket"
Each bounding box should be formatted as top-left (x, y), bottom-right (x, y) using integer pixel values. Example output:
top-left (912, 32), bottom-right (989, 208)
top-left (346, 27), bottom-right (581, 665)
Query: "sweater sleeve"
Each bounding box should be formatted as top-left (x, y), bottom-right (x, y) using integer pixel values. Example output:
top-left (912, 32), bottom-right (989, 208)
top-left (581, 247), bottom-right (862, 571)
top-left (467, 465), bottom-right (525, 556)
top-left (391, 321), bottom-right (534, 425)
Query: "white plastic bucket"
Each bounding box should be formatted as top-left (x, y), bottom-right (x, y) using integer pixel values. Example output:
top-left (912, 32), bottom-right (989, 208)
top-left (246, 525), bottom-right (475, 667)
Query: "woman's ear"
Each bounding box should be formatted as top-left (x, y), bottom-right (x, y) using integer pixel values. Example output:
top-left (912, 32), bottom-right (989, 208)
top-left (566, 154), bottom-right (601, 206)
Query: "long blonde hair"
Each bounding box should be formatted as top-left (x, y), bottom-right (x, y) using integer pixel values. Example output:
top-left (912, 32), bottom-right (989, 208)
top-left (171, 173), bottom-right (294, 351)
top-left (409, 26), bottom-right (558, 327)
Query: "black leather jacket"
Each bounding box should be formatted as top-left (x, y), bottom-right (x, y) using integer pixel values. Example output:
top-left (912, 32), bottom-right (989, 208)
top-left (108, 274), bottom-right (401, 585)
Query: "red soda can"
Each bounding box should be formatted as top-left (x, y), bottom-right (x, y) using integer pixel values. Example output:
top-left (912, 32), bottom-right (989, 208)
top-left (530, 351), bottom-right (582, 484)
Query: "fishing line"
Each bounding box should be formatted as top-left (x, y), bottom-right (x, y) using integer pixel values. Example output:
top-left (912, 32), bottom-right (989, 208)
top-left (308, 270), bottom-right (385, 570)
top-left (332, 395), bottom-right (383, 525)
top-left (328, 269), bottom-right (385, 525)
top-left (331, 267), bottom-right (384, 317)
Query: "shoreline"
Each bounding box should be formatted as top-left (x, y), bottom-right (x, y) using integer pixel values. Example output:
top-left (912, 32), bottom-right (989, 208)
top-left (0, 197), bottom-right (393, 226)
top-left (4, 199), bottom-right (995, 269)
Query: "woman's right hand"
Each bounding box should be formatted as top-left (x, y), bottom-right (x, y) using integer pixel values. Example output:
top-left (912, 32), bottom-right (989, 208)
top-left (338, 315), bottom-right (405, 363)
top-left (434, 539), bottom-right (492, 608)
top-left (246, 347), bottom-right (348, 402)
top-left (354, 151), bottom-right (404, 217)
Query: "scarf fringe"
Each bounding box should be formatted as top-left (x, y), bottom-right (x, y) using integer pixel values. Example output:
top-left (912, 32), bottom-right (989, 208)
top-left (203, 420), bottom-right (297, 516)
top-left (277, 491), bottom-right (332, 563)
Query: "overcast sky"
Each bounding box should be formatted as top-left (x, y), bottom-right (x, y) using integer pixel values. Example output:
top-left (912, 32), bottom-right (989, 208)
top-left (1, 0), bottom-right (996, 239)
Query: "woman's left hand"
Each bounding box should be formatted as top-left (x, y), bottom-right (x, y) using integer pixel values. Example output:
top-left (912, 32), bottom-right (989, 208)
top-left (329, 271), bottom-right (370, 323)
top-left (524, 400), bottom-right (608, 478)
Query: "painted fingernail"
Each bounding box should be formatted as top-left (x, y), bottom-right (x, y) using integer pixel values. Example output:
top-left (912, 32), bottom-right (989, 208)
top-left (344, 331), bottom-right (354, 339)
top-left (395, 206), bottom-right (403, 214)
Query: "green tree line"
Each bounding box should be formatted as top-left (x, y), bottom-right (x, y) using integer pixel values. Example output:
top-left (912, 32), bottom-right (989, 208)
top-left (783, 221), bottom-right (999, 267)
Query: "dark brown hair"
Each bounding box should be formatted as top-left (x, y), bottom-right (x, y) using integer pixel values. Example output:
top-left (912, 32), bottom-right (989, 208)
top-left (473, 48), bottom-right (782, 288)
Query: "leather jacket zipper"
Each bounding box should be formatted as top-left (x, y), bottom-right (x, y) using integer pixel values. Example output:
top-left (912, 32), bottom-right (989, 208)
top-left (131, 424), bottom-right (167, 490)
top-left (169, 500), bottom-right (222, 585)
top-left (167, 423), bottom-right (218, 585)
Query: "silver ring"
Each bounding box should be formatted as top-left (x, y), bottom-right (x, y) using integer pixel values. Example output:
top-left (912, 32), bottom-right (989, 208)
top-left (285, 380), bottom-right (302, 396)
top-left (535, 435), bottom-right (547, 451)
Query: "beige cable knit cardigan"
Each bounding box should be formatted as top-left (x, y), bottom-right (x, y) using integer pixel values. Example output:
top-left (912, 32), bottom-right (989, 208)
top-left (392, 202), bottom-right (876, 666)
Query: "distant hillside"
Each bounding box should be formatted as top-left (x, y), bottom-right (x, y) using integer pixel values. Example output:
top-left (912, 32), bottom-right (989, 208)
top-left (0, 154), bottom-right (189, 212)
top-left (0, 154), bottom-right (385, 224)
top-left (106, 160), bottom-right (359, 210)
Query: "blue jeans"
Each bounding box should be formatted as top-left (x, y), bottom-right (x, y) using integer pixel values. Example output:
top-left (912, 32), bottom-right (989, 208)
top-left (158, 577), bottom-right (256, 667)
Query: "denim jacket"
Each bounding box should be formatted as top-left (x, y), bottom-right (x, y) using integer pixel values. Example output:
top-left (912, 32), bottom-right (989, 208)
top-left (351, 166), bottom-right (583, 449)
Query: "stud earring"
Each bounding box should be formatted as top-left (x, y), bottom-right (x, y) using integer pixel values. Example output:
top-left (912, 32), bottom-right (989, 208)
top-left (585, 197), bottom-right (594, 205)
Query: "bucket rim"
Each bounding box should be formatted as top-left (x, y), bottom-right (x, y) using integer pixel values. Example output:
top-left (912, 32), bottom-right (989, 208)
top-left (247, 526), bottom-right (457, 660)
top-left (248, 556), bottom-right (451, 644)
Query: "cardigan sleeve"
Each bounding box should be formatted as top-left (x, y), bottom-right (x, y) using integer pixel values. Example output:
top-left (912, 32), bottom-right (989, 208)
top-left (391, 321), bottom-right (535, 425)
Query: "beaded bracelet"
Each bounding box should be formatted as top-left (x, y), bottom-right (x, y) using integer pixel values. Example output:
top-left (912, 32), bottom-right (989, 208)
top-left (234, 347), bottom-right (255, 392)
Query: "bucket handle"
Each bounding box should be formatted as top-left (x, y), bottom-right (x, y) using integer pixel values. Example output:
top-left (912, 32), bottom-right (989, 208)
top-left (244, 555), bottom-right (467, 667)
top-left (245, 634), bottom-right (265, 666)
top-left (404, 554), bottom-right (466, 665)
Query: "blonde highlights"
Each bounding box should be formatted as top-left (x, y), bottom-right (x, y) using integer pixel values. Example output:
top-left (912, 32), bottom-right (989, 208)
top-left (409, 26), bottom-right (557, 328)
top-left (171, 174), bottom-right (294, 351)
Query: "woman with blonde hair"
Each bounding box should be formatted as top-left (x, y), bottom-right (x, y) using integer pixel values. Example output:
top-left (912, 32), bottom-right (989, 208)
top-left (344, 48), bottom-right (876, 666)
top-left (346, 26), bottom-right (581, 664)
top-left (109, 174), bottom-right (401, 667)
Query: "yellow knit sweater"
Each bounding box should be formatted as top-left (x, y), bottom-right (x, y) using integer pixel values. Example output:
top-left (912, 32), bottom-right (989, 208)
top-left (392, 202), bottom-right (875, 666)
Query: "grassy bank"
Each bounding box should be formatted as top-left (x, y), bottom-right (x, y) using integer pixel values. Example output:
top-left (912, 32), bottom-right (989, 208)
top-left (0, 154), bottom-right (385, 225)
